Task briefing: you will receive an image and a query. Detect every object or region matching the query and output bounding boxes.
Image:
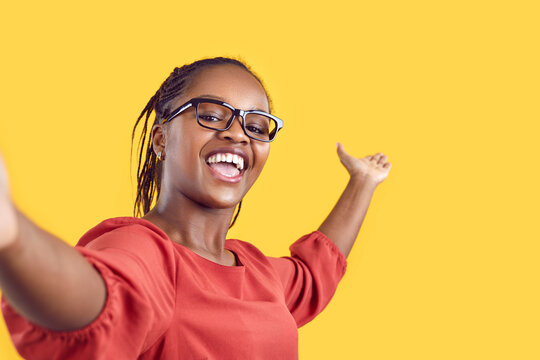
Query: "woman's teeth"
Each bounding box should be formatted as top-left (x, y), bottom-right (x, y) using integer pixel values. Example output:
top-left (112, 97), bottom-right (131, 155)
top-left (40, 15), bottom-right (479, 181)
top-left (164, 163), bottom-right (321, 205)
top-left (206, 153), bottom-right (245, 171)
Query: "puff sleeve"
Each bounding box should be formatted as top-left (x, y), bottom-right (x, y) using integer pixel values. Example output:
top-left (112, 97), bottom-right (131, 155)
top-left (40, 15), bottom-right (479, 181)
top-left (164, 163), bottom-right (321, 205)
top-left (266, 231), bottom-right (347, 328)
top-left (1, 224), bottom-right (177, 360)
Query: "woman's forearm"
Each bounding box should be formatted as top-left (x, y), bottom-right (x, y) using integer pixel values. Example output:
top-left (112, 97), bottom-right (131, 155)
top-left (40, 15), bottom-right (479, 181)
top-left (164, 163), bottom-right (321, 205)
top-left (0, 205), bottom-right (106, 331)
top-left (318, 176), bottom-right (377, 258)
top-left (319, 145), bottom-right (391, 258)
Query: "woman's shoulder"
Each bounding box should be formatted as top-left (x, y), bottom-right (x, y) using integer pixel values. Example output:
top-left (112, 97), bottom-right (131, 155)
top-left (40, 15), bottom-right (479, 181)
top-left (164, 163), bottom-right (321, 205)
top-left (76, 216), bottom-right (170, 248)
top-left (225, 238), bottom-right (262, 253)
top-left (224, 238), bottom-right (272, 266)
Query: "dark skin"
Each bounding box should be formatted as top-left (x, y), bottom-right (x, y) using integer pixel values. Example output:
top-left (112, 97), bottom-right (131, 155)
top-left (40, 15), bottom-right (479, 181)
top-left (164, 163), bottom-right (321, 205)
top-left (142, 64), bottom-right (272, 266)
top-left (0, 63), bottom-right (391, 331)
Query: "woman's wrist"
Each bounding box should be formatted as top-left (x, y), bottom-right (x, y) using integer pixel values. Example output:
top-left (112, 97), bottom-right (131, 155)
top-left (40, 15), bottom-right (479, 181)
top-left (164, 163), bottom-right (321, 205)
top-left (348, 173), bottom-right (379, 192)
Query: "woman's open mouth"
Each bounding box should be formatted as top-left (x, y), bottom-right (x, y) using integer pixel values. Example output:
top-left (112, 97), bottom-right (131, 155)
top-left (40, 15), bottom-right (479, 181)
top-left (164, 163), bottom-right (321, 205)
top-left (205, 152), bottom-right (246, 183)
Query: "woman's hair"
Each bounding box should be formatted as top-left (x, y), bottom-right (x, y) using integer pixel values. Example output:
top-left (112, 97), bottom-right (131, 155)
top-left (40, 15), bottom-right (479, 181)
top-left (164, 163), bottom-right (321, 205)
top-left (130, 57), bottom-right (270, 228)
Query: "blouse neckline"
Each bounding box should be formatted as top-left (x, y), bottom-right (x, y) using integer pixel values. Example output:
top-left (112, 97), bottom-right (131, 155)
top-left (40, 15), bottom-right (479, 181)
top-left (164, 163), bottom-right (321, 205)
top-left (129, 217), bottom-right (245, 269)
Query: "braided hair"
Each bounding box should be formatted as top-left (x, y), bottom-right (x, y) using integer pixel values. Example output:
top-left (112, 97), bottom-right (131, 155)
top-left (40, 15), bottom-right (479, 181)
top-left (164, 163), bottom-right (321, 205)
top-left (130, 57), bottom-right (270, 228)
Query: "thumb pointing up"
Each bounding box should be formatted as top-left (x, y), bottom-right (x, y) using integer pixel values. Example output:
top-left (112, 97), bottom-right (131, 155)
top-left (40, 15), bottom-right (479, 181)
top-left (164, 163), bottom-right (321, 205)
top-left (336, 142), bottom-right (356, 171)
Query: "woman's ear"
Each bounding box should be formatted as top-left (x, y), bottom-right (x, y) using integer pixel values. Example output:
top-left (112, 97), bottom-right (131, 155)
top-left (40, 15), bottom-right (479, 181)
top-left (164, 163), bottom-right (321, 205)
top-left (151, 124), bottom-right (167, 156)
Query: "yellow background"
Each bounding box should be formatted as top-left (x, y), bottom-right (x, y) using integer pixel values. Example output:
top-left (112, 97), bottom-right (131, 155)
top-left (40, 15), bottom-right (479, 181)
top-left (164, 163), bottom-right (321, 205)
top-left (1, 0), bottom-right (539, 359)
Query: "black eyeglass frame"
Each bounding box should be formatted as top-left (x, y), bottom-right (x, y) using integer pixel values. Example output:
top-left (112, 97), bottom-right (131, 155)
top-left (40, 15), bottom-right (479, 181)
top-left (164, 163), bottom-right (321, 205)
top-left (160, 97), bottom-right (284, 142)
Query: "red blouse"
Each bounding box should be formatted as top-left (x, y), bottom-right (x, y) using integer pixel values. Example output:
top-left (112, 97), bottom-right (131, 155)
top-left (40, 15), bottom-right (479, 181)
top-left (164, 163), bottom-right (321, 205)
top-left (1, 217), bottom-right (347, 359)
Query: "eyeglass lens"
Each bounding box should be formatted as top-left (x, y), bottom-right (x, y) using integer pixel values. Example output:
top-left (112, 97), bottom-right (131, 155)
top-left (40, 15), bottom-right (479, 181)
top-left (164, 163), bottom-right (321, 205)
top-left (197, 102), bottom-right (277, 141)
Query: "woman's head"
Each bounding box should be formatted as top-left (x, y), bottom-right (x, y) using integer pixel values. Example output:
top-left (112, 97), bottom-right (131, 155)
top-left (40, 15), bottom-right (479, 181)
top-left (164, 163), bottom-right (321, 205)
top-left (131, 57), bottom-right (275, 227)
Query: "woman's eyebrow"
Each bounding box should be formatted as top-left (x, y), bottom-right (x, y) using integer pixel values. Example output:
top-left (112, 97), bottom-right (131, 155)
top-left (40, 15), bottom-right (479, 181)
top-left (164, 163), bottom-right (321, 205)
top-left (197, 94), bottom-right (226, 101)
top-left (196, 94), bottom-right (269, 112)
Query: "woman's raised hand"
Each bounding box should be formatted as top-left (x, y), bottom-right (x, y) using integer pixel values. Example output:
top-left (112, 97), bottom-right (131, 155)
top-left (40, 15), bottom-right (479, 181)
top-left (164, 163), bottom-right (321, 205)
top-left (0, 150), bottom-right (19, 250)
top-left (336, 142), bottom-right (392, 186)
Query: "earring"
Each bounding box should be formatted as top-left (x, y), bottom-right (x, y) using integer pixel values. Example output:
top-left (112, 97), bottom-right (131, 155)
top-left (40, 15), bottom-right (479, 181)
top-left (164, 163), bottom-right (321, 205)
top-left (157, 151), bottom-right (165, 161)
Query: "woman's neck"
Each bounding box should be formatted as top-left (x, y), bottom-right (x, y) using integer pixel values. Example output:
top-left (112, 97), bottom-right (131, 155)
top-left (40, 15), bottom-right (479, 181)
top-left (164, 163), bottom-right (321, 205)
top-left (141, 190), bottom-right (236, 259)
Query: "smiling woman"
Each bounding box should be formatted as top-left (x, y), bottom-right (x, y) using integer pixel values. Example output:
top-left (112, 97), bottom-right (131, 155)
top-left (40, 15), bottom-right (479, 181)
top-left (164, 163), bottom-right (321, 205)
top-left (0, 57), bottom-right (391, 359)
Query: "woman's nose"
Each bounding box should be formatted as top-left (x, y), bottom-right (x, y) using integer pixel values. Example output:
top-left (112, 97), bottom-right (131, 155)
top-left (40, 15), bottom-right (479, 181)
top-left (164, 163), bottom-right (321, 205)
top-left (218, 115), bottom-right (250, 143)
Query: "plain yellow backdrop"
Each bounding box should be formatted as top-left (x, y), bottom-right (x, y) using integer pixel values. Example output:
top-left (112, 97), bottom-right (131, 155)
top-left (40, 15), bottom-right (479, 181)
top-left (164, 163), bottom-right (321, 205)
top-left (1, 0), bottom-right (539, 359)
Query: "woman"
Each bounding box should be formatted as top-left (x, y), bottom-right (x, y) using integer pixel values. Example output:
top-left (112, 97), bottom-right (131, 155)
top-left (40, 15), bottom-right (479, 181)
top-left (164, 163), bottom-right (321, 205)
top-left (0, 57), bottom-right (391, 359)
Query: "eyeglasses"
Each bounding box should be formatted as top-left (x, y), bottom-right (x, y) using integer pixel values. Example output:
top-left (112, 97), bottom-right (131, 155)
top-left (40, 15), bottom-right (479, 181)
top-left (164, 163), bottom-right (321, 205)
top-left (161, 97), bottom-right (284, 142)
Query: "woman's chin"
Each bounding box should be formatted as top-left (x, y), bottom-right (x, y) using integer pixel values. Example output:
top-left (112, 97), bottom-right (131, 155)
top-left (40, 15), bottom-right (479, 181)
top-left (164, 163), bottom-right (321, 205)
top-left (197, 192), bottom-right (243, 210)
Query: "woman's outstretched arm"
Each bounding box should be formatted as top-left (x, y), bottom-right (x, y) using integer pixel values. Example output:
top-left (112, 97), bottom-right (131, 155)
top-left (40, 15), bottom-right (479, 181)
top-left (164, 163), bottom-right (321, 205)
top-left (318, 143), bottom-right (392, 258)
top-left (0, 151), bottom-right (106, 331)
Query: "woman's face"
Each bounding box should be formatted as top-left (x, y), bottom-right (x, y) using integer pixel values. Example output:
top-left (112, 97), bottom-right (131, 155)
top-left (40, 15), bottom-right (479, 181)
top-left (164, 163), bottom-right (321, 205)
top-left (153, 64), bottom-right (271, 210)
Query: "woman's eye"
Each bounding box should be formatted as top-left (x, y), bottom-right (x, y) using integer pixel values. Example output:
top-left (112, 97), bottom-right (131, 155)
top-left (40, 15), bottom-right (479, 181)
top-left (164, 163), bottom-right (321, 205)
top-left (199, 114), bottom-right (224, 122)
top-left (246, 125), bottom-right (268, 135)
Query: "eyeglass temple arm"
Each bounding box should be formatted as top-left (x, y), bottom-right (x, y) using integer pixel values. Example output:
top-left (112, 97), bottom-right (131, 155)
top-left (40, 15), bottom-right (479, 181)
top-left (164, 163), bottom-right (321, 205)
top-left (162, 103), bottom-right (193, 124)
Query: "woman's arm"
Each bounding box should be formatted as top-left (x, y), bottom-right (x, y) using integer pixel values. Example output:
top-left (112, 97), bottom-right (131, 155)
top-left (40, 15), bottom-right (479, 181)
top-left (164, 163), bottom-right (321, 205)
top-left (318, 143), bottom-right (392, 258)
top-left (0, 151), bottom-right (106, 331)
